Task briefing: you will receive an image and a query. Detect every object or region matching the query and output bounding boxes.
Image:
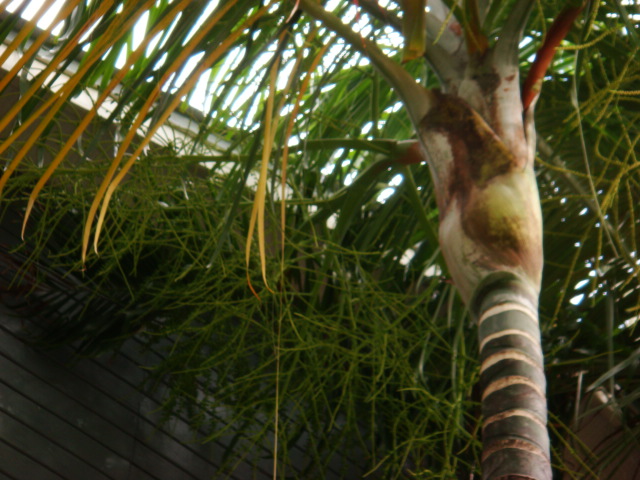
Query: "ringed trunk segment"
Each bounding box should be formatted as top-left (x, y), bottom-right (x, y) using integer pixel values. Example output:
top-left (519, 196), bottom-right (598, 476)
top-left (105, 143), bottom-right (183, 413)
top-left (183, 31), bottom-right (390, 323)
top-left (418, 81), bottom-right (546, 479)
top-left (471, 273), bottom-right (551, 480)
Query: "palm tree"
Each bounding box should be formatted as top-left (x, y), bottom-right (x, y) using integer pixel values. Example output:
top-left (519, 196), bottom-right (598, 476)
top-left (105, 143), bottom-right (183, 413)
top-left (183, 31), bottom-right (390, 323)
top-left (0, 0), bottom-right (638, 478)
top-left (299, 2), bottom-right (561, 478)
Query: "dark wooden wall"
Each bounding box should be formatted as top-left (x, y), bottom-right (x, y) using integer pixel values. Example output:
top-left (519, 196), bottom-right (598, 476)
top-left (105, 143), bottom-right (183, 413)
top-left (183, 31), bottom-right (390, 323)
top-left (0, 307), bottom-right (371, 480)
top-left (0, 311), bottom-right (242, 480)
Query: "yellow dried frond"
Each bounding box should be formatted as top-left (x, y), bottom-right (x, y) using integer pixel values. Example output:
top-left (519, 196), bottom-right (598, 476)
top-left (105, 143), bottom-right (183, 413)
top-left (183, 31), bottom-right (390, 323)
top-left (84, 0), bottom-right (275, 262)
top-left (23, 0), bottom-right (193, 239)
top-left (246, 53), bottom-right (280, 298)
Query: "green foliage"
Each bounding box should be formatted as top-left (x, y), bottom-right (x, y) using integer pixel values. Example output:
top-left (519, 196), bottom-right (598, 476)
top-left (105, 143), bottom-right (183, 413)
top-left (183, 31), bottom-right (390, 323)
top-left (0, 0), bottom-right (639, 478)
top-left (1, 150), bottom-right (481, 477)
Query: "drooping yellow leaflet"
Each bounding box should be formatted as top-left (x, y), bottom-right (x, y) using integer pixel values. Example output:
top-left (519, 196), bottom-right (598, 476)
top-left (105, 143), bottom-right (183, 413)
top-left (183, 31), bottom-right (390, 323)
top-left (87, 1), bottom-right (275, 262)
top-left (246, 53), bottom-right (280, 298)
top-left (0, 0), bottom-right (80, 93)
top-left (22, 0), bottom-right (193, 239)
top-left (0, 0), bottom-right (115, 181)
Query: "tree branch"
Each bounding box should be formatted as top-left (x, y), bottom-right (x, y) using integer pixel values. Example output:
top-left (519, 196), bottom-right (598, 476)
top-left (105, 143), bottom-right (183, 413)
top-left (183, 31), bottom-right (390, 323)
top-left (298, 0), bottom-right (434, 124)
top-left (350, 0), bottom-right (465, 88)
top-left (356, 0), bottom-right (400, 28)
top-left (424, 15), bottom-right (467, 87)
top-left (522, 3), bottom-right (585, 111)
top-left (424, 0), bottom-right (467, 86)
top-left (493, 0), bottom-right (534, 67)
top-left (476, 0), bottom-right (490, 25)
top-left (464, 0), bottom-right (489, 55)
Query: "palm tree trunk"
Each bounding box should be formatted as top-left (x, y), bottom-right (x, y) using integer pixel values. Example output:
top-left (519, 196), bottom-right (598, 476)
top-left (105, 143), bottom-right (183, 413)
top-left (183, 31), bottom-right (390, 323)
top-left (418, 91), bottom-right (549, 479)
top-left (299, 3), bottom-right (551, 478)
top-left (471, 273), bottom-right (550, 480)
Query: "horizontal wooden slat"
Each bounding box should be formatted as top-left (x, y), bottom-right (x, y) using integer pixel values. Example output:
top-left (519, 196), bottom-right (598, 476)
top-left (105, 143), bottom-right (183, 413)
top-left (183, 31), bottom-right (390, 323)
top-left (0, 380), bottom-right (131, 478)
top-left (0, 323), bottom-right (210, 479)
top-left (0, 440), bottom-right (63, 480)
top-left (0, 412), bottom-right (111, 479)
top-left (0, 307), bottom-right (370, 480)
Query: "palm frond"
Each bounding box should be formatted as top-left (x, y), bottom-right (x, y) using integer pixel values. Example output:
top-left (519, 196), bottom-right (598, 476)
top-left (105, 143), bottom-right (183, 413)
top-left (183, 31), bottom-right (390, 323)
top-left (0, 0), bottom-right (638, 478)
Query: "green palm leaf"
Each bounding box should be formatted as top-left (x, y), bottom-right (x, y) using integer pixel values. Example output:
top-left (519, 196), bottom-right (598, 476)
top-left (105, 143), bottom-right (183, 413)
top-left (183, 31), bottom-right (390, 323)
top-left (0, 0), bottom-right (638, 478)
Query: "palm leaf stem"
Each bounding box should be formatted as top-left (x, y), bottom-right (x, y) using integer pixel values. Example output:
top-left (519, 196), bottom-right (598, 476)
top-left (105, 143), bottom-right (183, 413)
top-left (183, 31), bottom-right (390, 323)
top-left (356, 0), bottom-right (467, 87)
top-left (493, 0), bottom-right (534, 66)
top-left (298, 0), bottom-right (433, 126)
